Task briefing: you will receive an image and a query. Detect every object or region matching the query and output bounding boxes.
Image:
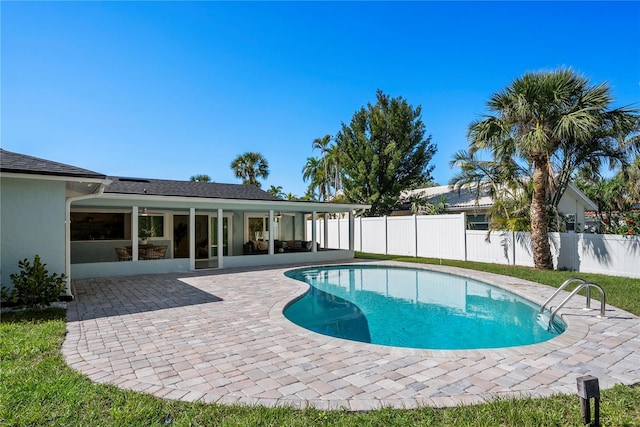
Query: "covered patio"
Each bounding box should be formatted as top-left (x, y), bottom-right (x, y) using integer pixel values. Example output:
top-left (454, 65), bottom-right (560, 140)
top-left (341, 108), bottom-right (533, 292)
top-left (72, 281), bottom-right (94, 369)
top-left (69, 176), bottom-right (368, 282)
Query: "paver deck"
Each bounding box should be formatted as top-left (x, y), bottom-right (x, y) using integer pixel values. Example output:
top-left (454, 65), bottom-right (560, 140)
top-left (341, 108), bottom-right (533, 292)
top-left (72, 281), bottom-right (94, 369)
top-left (62, 260), bottom-right (640, 410)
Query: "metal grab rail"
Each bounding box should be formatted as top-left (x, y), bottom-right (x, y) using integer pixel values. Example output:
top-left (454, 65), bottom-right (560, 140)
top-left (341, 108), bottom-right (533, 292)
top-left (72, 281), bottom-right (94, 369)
top-left (539, 278), bottom-right (586, 314)
top-left (549, 283), bottom-right (606, 323)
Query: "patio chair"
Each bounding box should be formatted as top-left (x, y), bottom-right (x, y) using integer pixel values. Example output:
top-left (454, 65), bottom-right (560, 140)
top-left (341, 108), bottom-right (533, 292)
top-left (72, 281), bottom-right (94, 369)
top-left (115, 247), bottom-right (132, 261)
top-left (144, 245), bottom-right (167, 260)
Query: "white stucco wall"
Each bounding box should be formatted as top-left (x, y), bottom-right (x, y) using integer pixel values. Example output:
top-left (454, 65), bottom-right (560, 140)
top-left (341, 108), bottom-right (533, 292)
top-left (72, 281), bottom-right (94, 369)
top-left (0, 177), bottom-right (67, 288)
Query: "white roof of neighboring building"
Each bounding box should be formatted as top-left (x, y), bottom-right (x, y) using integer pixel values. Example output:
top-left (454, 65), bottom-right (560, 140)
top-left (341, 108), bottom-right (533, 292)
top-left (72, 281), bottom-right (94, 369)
top-left (401, 185), bottom-right (494, 210)
top-left (400, 182), bottom-right (597, 212)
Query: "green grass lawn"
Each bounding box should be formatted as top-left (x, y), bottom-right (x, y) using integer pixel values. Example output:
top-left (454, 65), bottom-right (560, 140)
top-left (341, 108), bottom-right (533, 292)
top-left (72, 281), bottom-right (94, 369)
top-left (2, 256), bottom-right (640, 426)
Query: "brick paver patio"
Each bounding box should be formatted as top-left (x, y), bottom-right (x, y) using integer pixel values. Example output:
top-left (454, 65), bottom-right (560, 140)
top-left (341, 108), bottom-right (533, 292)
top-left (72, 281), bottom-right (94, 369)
top-left (62, 261), bottom-right (640, 410)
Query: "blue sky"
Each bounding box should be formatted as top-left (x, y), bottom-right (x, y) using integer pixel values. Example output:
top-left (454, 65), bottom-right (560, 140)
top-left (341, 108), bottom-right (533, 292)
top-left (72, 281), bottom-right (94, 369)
top-left (2, 1), bottom-right (639, 197)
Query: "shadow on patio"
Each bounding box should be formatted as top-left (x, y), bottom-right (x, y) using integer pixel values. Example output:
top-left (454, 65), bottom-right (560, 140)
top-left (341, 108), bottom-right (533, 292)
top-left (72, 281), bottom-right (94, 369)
top-left (67, 259), bottom-right (374, 322)
top-left (68, 273), bottom-right (224, 321)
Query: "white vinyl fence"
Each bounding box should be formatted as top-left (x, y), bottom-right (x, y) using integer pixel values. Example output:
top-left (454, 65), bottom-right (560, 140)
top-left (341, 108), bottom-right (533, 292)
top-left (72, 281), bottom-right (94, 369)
top-left (308, 214), bottom-right (640, 278)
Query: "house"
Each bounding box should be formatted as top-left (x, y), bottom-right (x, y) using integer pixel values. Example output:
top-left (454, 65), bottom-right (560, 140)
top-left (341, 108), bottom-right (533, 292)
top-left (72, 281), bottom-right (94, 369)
top-left (0, 149), bottom-right (369, 296)
top-left (396, 183), bottom-right (597, 231)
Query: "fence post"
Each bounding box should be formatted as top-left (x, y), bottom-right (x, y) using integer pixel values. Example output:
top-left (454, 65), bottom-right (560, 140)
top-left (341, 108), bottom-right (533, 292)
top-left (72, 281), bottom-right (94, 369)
top-left (414, 214), bottom-right (418, 258)
top-left (384, 216), bottom-right (388, 255)
top-left (323, 214), bottom-right (329, 249)
top-left (574, 232), bottom-right (579, 273)
top-left (461, 212), bottom-right (467, 261)
top-left (311, 211), bottom-right (317, 252)
top-left (512, 230), bottom-right (516, 266)
top-left (348, 212), bottom-right (354, 251)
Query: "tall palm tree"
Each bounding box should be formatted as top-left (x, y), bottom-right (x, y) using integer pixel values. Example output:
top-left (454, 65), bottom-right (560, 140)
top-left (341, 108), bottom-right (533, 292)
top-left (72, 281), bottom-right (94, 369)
top-left (618, 126), bottom-right (640, 201)
top-left (467, 69), bottom-right (638, 269)
top-left (327, 144), bottom-right (342, 194)
top-left (230, 152), bottom-right (269, 188)
top-left (626, 157), bottom-right (640, 200)
top-left (312, 134), bottom-right (334, 200)
top-left (302, 156), bottom-right (327, 201)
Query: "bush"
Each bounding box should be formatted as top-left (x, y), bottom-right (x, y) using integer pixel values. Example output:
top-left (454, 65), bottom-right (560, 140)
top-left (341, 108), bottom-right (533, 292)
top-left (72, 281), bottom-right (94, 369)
top-left (2, 255), bottom-right (66, 308)
top-left (597, 212), bottom-right (640, 235)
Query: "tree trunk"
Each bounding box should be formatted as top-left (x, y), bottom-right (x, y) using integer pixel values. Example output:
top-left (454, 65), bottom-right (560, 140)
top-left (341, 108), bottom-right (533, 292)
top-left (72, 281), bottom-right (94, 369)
top-left (530, 159), bottom-right (554, 269)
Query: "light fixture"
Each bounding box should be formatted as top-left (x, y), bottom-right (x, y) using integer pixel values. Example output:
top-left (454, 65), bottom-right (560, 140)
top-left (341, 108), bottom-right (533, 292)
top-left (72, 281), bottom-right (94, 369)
top-left (140, 208), bottom-right (149, 216)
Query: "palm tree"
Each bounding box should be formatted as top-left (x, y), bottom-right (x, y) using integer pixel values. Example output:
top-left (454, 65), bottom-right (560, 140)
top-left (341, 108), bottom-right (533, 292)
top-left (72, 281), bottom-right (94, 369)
top-left (267, 185), bottom-right (285, 199)
top-left (467, 69), bottom-right (638, 269)
top-left (302, 156), bottom-right (328, 201)
top-left (619, 126), bottom-right (640, 201)
top-left (327, 144), bottom-right (342, 194)
top-left (450, 149), bottom-right (531, 231)
top-left (626, 157), bottom-right (640, 200)
top-left (230, 152), bottom-right (269, 188)
top-left (427, 195), bottom-right (448, 215)
top-left (189, 174), bottom-right (211, 182)
top-left (311, 135), bottom-right (333, 200)
top-left (284, 192), bottom-right (298, 201)
top-left (299, 187), bottom-right (319, 201)
top-left (576, 174), bottom-right (631, 232)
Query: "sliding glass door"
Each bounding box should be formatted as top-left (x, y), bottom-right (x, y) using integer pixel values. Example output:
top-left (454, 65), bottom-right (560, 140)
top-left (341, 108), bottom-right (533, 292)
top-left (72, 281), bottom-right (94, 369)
top-left (210, 216), bottom-right (229, 257)
top-left (175, 213), bottom-right (232, 261)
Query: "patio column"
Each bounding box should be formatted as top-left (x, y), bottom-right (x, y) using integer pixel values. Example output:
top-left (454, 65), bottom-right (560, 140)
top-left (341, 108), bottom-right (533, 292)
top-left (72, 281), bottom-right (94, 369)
top-left (323, 214), bottom-right (329, 249)
top-left (132, 206), bottom-right (139, 261)
top-left (268, 210), bottom-right (275, 255)
top-left (311, 211), bottom-right (317, 253)
top-left (217, 208), bottom-right (224, 268)
top-left (349, 210), bottom-right (355, 251)
top-left (189, 207), bottom-right (195, 270)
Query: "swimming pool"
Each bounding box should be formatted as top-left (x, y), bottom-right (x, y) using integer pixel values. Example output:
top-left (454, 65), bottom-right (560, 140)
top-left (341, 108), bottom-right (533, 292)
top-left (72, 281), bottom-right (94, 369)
top-left (284, 265), bottom-right (565, 350)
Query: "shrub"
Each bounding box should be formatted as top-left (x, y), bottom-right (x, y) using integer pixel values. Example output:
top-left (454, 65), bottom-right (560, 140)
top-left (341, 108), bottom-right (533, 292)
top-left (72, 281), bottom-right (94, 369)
top-left (598, 212), bottom-right (640, 235)
top-left (2, 255), bottom-right (66, 308)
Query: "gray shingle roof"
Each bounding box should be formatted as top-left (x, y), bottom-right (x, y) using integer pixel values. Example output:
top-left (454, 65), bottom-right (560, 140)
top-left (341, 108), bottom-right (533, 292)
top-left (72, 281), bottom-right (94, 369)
top-left (0, 149), bottom-right (106, 179)
top-left (105, 176), bottom-right (282, 201)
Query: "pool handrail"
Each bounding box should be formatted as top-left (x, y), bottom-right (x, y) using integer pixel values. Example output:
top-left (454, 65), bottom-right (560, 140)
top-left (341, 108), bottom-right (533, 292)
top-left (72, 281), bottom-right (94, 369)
top-left (539, 277), bottom-right (586, 314)
top-left (549, 282), bottom-right (606, 324)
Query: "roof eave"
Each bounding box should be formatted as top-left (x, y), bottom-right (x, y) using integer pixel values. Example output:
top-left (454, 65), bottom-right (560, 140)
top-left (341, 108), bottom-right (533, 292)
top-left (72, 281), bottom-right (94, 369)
top-left (78, 192), bottom-right (370, 212)
top-left (565, 183), bottom-right (599, 211)
top-left (446, 205), bottom-right (492, 212)
top-left (0, 170), bottom-right (107, 183)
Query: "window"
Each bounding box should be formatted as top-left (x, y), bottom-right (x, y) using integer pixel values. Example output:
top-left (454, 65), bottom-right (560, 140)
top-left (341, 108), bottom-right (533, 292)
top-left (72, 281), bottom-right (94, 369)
top-left (246, 214), bottom-right (270, 240)
top-left (138, 215), bottom-right (165, 238)
top-left (565, 214), bottom-right (576, 232)
top-left (467, 214), bottom-right (489, 231)
top-left (71, 212), bottom-right (129, 241)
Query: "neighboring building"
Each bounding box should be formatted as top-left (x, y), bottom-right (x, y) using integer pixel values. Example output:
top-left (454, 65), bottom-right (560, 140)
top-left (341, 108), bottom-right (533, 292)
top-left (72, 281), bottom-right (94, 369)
top-left (1, 149), bottom-right (368, 296)
top-left (396, 183), bottom-right (597, 231)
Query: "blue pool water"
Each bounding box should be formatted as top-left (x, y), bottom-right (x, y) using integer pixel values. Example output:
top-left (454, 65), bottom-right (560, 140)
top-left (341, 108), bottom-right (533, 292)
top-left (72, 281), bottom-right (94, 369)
top-left (284, 265), bottom-right (565, 350)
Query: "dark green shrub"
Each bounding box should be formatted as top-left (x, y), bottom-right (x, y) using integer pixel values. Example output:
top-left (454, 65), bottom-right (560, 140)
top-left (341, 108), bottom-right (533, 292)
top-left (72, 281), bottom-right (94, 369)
top-left (3, 255), bottom-right (66, 307)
